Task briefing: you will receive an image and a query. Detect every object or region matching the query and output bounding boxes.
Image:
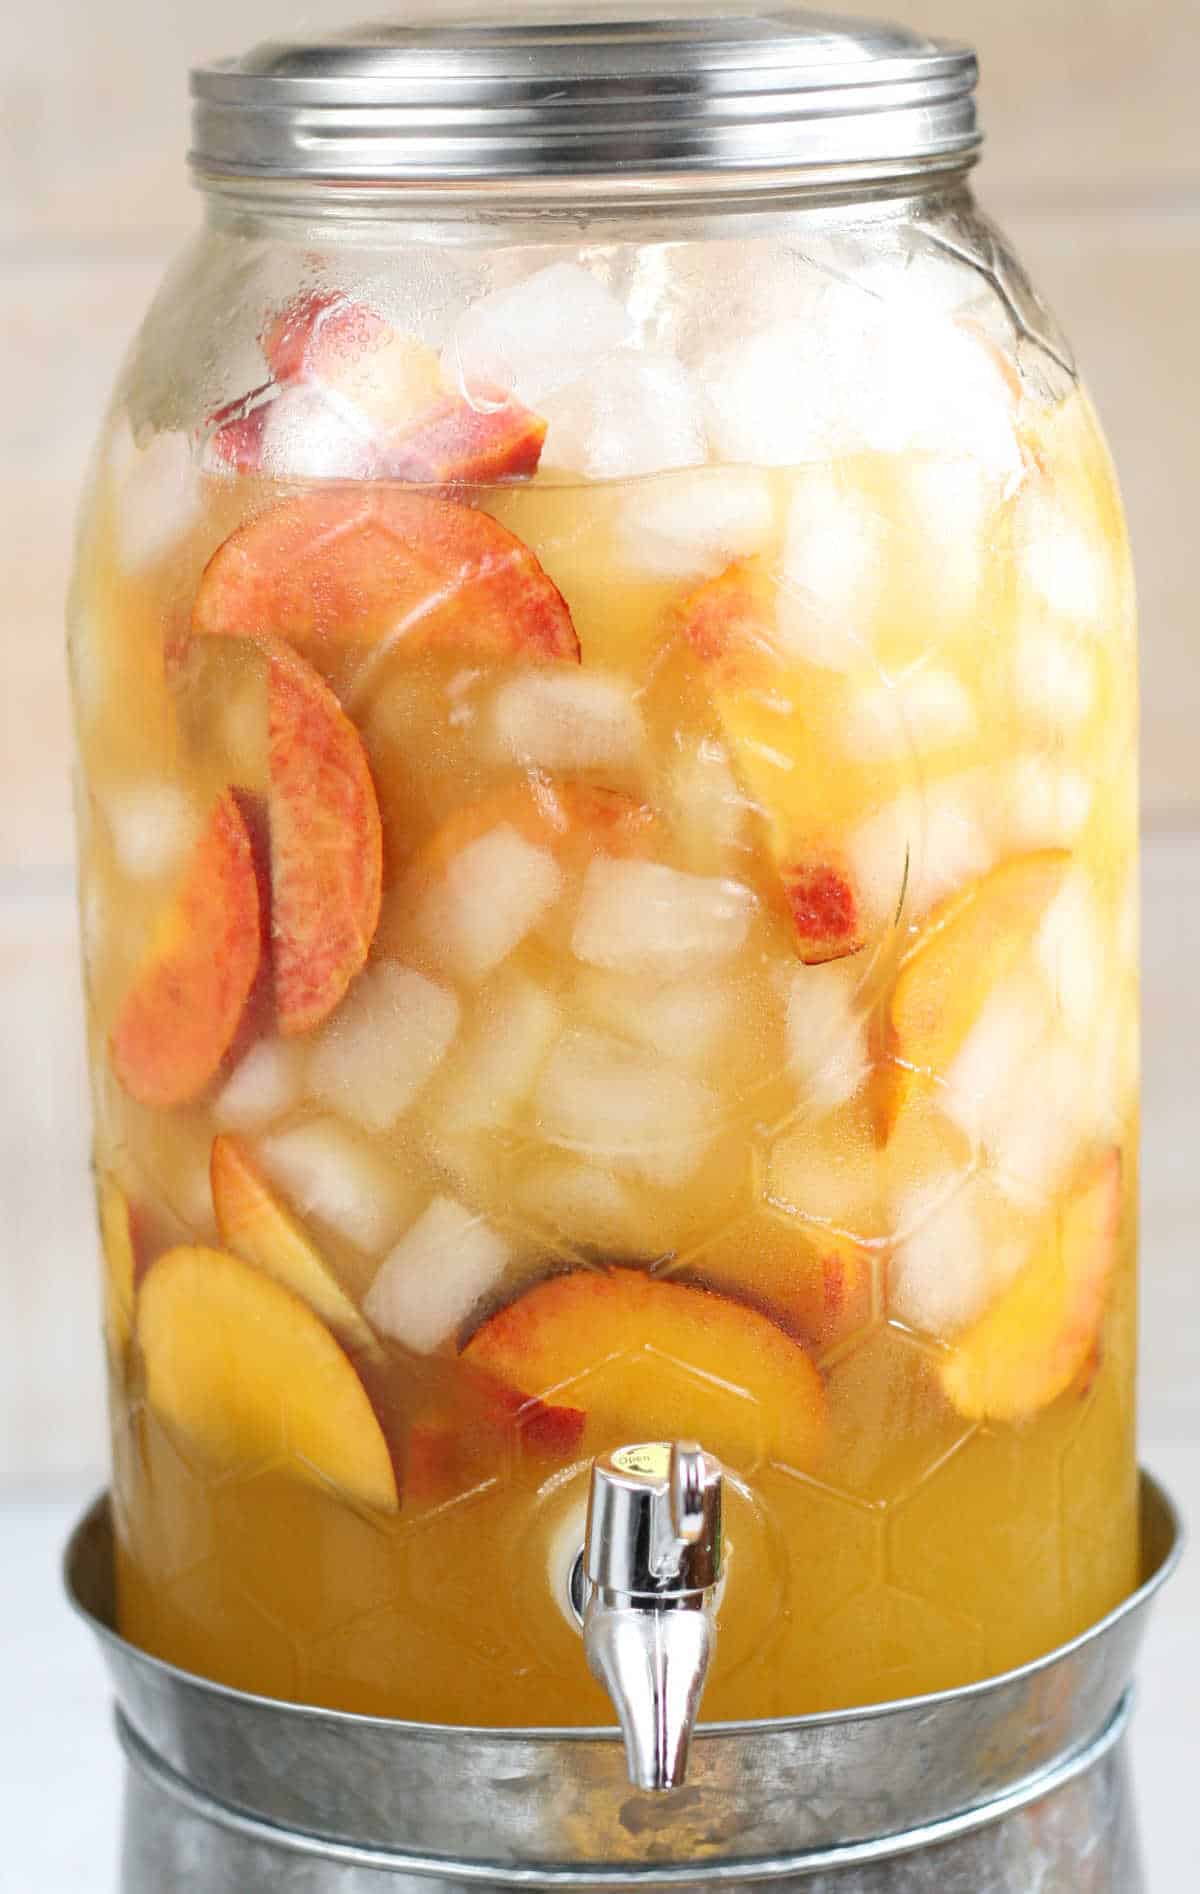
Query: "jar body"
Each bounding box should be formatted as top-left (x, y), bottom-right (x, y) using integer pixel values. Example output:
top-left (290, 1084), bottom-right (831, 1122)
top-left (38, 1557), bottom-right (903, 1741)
top-left (69, 182), bottom-right (1138, 1725)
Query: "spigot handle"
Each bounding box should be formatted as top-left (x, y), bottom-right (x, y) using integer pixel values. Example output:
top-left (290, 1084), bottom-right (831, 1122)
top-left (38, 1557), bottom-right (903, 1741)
top-left (670, 1441), bottom-right (708, 1545)
top-left (578, 1441), bottom-right (723, 1793)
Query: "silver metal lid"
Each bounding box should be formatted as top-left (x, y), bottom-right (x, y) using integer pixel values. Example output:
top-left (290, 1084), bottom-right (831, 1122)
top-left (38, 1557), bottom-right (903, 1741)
top-left (189, 5), bottom-right (980, 192)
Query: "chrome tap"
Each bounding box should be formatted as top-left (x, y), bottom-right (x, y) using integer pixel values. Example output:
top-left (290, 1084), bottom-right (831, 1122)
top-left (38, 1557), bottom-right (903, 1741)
top-left (572, 1440), bottom-right (723, 1793)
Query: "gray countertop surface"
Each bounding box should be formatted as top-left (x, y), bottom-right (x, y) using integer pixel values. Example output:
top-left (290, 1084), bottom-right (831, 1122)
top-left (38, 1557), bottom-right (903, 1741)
top-left (2, 1451), bottom-right (1195, 1894)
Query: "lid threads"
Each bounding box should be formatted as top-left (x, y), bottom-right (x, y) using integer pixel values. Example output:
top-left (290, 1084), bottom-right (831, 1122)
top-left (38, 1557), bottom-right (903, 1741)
top-left (190, 9), bottom-right (980, 189)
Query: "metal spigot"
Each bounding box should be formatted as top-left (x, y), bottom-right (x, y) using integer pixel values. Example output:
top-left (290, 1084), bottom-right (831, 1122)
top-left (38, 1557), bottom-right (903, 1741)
top-left (572, 1440), bottom-right (723, 1793)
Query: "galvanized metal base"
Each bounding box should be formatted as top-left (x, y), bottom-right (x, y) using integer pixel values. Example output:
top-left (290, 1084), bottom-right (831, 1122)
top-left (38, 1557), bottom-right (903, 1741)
top-left (115, 1696), bottom-right (1143, 1892)
top-left (66, 1474), bottom-right (1182, 1892)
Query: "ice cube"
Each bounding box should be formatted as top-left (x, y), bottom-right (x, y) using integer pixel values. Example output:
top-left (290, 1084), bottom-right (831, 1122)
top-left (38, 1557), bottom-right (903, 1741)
top-left (441, 262), bottom-right (634, 408)
top-left (615, 467), bottom-right (774, 582)
top-left (115, 429), bottom-right (203, 573)
top-left (364, 1196), bottom-right (510, 1353)
top-left (515, 1156), bottom-right (642, 1253)
top-left (309, 962), bottom-right (460, 1132)
top-left (852, 243), bottom-right (992, 321)
top-left (845, 776), bottom-right (992, 934)
top-left (889, 1175), bottom-right (988, 1334)
top-left (701, 316), bottom-right (833, 466)
top-left (103, 783), bottom-right (198, 882)
top-left (866, 312), bottom-right (1022, 478)
top-left (701, 293), bottom-right (1021, 479)
top-left (436, 971), bottom-right (562, 1136)
top-left (415, 824), bottom-right (564, 984)
top-left (258, 1117), bottom-right (417, 1253)
top-left (539, 349), bottom-right (706, 481)
top-left (534, 1028), bottom-right (721, 1190)
top-left (1035, 872), bottom-right (1106, 1042)
top-left (572, 858), bottom-right (755, 974)
top-left (842, 667), bottom-right (975, 763)
top-left (905, 458), bottom-right (995, 619)
top-left (667, 740), bottom-right (750, 868)
top-left (838, 796), bottom-right (918, 936)
top-left (913, 777), bottom-right (996, 916)
top-left (487, 670), bottom-right (645, 772)
top-left (1012, 629), bottom-right (1095, 732)
top-left (890, 1172), bottom-right (1030, 1337)
top-left (776, 477), bottom-right (886, 671)
top-left (941, 972), bottom-right (1051, 1145)
top-left (256, 383), bottom-right (378, 480)
top-left (784, 960), bottom-right (870, 1114)
top-left (573, 967), bottom-right (734, 1068)
top-left (1019, 498), bottom-right (1112, 629)
top-left (987, 1034), bottom-right (1095, 1208)
top-left (1002, 757), bottom-right (1093, 851)
top-left (213, 1040), bottom-right (306, 1134)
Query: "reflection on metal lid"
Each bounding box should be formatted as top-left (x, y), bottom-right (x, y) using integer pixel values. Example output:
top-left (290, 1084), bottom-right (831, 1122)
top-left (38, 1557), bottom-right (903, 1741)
top-left (189, 6), bottom-right (980, 190)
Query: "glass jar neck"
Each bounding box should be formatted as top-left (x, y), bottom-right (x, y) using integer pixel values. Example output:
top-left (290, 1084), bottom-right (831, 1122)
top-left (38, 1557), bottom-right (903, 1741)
top-left (196, 160), bottom-right (979, 247)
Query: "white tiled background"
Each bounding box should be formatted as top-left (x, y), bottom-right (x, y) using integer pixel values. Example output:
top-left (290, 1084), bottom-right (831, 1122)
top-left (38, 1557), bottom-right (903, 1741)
top-left (0, 2), bottom-right (1196, 1888)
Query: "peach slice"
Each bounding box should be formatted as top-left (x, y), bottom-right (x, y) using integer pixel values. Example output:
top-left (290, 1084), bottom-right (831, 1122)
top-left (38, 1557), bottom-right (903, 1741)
top-left (461, 1265), bottom-right (826, 1473)
top-left (201, 388), bottom-right (272, 474)
top-left (789, 1234), bottom-right (876, 1349)
top-left (260, 291), bottom-right (547, 484)
top-left (782, 857), bottom-right (866, 966)
top-left (260, 292), bottom-right (444, 427)
top-left (405, 1370), bottom-right (586, 1504)
top-left (876, 850), bottom-right (1072, 1139)
top-left (98, 1176), bottom-right (137, 1354)
top-left (192, 489), bottom-right (580, 663)
top-left (266, 639), bottom-right (383, 1035)
top-left (531, 782), bottom-right (658, 866)
top-left (678, 556), bottom-right (778, 688)
top-left (940, 1150), bottom-right (1121, 1421)
top-left (262, 292), bottom-right (383, 370)
top-left (383, 393), bottom-right (547, 486)
top-left (138, 1245), bottom-right (399, 1510)
top-left (210, 1135), bottom-right (380, 1357)
top-left (696, 1223), bottom-right (875, 1356)
top-left (677, 561), bottom-right (865, 964)
top-left (261, 291), bottom-right (390, 381)
top-left (109, 790), bottom-right (264, 1107)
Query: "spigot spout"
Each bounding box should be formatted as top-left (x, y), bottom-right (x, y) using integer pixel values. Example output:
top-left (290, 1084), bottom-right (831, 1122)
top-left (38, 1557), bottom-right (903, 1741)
top-left (584, 1596), bottom-right (715, 1791)
top-left (578, 1442), bottom-right (723, 1794)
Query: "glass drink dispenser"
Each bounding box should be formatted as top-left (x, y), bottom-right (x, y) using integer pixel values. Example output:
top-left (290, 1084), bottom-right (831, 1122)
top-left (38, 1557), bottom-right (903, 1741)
top-left (64, 10), bottom-right (1179, 1889)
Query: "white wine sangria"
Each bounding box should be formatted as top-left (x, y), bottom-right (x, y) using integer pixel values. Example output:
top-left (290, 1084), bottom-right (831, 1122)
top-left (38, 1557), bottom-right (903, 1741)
top-left (70, 229), bottom-right (1138, 1725)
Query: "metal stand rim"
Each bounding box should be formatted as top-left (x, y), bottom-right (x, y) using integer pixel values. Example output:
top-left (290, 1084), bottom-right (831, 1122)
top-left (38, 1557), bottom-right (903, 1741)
top-left (115, 1689), bottom-right (1135, 1888)
top-left (67, 1470), bottom-right (1184, 1748)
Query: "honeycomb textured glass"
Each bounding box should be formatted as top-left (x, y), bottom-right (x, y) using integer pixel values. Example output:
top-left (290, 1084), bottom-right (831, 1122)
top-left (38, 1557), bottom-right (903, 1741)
top-left (70, 190), bottom-right (1138, 1726)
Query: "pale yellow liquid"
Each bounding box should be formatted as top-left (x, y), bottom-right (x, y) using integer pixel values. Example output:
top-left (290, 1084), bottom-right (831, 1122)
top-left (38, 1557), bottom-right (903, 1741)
top-left (73, 390), bottom-right (1140, 1723)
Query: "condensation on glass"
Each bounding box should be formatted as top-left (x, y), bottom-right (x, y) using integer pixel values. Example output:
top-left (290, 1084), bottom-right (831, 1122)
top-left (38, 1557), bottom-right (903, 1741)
top-left (67, 7), bottom-right (1139, 1729)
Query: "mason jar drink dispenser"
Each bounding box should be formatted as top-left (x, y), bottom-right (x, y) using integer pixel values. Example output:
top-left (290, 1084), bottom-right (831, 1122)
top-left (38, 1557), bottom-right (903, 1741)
top-left (65, 9), bottom-right (1180, 1889)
